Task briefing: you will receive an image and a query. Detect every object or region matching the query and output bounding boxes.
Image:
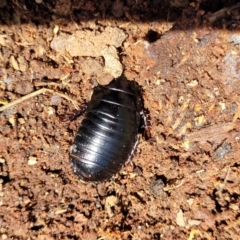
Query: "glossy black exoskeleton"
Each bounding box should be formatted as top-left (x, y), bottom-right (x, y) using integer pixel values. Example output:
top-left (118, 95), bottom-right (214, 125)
top-left (70, 75), bottom-right (144, 182)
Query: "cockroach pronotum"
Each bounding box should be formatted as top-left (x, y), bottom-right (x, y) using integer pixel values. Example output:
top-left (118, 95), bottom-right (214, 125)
top-left (70, 75), bottom-right (145, 182)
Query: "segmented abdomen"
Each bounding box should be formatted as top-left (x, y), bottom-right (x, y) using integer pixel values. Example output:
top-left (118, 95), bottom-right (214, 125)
top-left (70, 76), bottom-right (142, 182)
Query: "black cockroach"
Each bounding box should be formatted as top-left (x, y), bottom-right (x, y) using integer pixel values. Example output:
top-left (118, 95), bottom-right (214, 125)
top-left (70, 75), bottom-right (145, 182)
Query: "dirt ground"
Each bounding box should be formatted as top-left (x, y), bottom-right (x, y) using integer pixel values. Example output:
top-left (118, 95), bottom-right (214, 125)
top-left (0, 0), bottom-right (240, 239)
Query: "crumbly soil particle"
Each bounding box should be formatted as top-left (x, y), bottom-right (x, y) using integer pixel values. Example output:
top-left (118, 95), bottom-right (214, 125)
top-left (0, 1), bottom-right (240, 239)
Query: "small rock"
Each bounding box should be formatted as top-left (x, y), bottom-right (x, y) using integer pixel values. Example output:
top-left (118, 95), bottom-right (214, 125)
top-left (102, 46), bottom-right (123, 78)
top-left (214, 143), bottom-right (232, 160)
top-left (28, 156), bottom-right (38, 165)
top-left (188, 219), bottom-right (202, 226)
top-left (176, 209), bottom-right (186, 227)
top-left (150, 178), bottom-right (165, 196)
top-left (97, 183), bottom-right (107, 197)
top-left (1, 234), bottom-right (8, 240)
top-left (17, 56), bottom-right (28, 72)
top-left (194, 208), bottom-right (215, 227)
top-left (10, 55), bottom-right (19, 70)
top-left (15, 80), bottom-right (34, 95)
top-left (105, 195), bottom-right (118, 217)
top-left (55, 209), bottom-right (67, 215)
top-left (186, 198), bottom-right (194, 206)
top-left (50, 95), bottom-right (62, 106)
top-left (80, 57), bottom-right (103, 76)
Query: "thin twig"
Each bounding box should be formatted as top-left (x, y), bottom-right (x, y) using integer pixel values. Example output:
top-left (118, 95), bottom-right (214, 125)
top-left (14, 114), bottom-right (18, 139)
top-left (218, 166), bottom-right (231, 195)
top-left (222, 167), bottom-right (231, 191)
top-left (208, 3), bottom-right (240, 23)
top-left (0, 88), bottom-right (79, 112)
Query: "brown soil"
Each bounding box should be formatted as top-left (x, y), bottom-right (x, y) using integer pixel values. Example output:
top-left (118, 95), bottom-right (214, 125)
top-left (0, 1), bottom-right (240, 239)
